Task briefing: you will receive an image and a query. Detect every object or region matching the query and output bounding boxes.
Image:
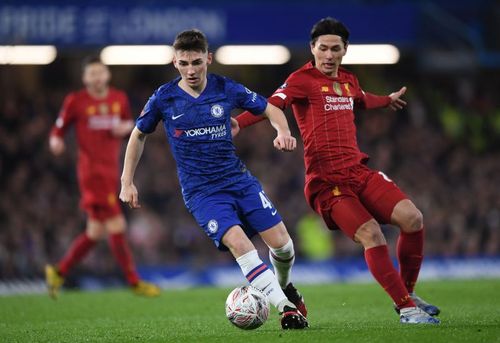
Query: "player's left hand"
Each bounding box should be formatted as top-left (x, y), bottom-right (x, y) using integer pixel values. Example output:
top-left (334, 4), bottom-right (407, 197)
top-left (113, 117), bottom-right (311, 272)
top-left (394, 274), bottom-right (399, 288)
top-left (388, 86), bottom-right (407, 111)
top-left (119, 183), bottom-right (141, 209)
top-left (273, 132), bottom-right (296, 152)
top-left (230, 118), bottom-right (240, 138)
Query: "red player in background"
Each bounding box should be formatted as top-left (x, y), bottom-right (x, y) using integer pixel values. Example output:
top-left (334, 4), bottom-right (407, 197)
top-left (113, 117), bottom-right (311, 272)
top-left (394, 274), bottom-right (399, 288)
top-left (45, 56), bottom-right (160, 298)
top-left (235, 17), bottom-right (440, 324)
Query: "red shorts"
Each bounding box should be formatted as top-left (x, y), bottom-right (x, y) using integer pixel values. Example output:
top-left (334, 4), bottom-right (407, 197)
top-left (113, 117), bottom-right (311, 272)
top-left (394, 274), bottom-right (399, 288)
top-left (81, 192), bottom-right (122, 221)
top-left (305, 164), bottom-right (407, 239)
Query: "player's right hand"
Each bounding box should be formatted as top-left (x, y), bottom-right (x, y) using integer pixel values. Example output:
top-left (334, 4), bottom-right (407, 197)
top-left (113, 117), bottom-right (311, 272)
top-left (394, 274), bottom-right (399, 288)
top-left (49, 135), bottom-right (65, 156)
top-left (230, 118), bottom-right (240, 138)
top-left (273, 132), bottom-right (297, 152)
top-left (119, 183), bottom-right (141, 209)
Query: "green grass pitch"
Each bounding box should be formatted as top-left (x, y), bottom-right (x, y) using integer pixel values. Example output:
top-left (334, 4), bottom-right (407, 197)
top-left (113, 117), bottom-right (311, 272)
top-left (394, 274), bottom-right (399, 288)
top-left (1, 279), bottom-right (499, 342)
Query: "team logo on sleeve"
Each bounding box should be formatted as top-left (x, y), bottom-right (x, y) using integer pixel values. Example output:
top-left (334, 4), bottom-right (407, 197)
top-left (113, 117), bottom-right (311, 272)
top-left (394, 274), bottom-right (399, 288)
top-left (279, 82), bottom-right (288, 89)
top-left (211, 104), bottom-right (224, 118)
top-left (244, 88), bottom-right (258, 102)
top-left (207, 219), bottom-right (219, 234)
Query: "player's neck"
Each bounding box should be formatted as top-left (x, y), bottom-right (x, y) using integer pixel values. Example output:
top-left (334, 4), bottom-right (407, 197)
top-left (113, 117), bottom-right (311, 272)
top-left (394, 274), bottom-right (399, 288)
top-left (318, 67), bottom-right (339, 78)
top-left (87, 86), bottom-right (109, 99)
top-left (312, 61), bottom-right (339, 78)
top-left (178, 79), bottom-right (207, 98)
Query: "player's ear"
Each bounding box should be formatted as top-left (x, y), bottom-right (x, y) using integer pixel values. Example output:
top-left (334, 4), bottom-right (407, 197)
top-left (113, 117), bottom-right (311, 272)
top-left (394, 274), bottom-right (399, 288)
top-left (206, 52), bottom-right (213, 65)
top-left (103, 66), bottom-right (111, 82)
top-left (172, 55), bottom-right (178, 70)
top-left (343, 41), bottom-right (349, 56)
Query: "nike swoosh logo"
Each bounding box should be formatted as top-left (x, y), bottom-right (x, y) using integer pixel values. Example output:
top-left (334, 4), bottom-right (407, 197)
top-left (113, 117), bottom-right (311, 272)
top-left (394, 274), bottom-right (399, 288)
top-left (261, 282), bottom-right (272, 291)
top-left (271, 209), bottom-right (277, 216)
top-left (172, 113), bottom-right (185, 120)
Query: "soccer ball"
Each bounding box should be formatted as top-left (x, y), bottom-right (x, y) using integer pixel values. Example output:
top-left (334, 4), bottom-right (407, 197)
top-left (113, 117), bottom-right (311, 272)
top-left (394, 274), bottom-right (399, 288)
top-left (225, 285), bottom-right (270, 330)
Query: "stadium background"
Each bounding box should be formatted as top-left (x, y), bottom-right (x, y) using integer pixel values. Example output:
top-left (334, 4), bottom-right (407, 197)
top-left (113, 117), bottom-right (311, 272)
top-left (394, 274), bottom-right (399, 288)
top-left (0, 0), bottom-right (499, 292)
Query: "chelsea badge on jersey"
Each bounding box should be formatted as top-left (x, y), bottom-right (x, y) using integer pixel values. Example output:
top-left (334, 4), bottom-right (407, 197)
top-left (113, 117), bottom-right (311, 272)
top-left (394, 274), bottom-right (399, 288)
top-left (211, 104), bottom-right (224, 118)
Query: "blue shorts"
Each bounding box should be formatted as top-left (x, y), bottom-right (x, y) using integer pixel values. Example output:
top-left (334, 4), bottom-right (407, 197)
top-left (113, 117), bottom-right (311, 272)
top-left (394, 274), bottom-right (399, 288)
top-left (189, 180), bottom-right (283, 251)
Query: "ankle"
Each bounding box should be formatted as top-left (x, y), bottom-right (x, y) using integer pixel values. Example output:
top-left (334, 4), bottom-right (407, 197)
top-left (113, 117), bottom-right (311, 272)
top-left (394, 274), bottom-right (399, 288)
top-left (277, 299), bottom-right (296, 313)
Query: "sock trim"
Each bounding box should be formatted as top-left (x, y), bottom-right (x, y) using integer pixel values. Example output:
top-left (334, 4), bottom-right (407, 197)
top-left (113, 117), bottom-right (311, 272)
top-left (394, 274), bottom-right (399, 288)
top-left (270, 251), bottom-right (294, 263)
top-left (245, 263), bottom-right (268, 283)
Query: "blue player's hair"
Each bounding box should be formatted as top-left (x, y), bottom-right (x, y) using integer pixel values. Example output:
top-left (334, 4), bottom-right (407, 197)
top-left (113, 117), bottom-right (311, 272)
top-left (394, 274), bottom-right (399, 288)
top-left (173, 29), bottom-right (209, 53)
top-left (310, 17), bottom-right (350, 47)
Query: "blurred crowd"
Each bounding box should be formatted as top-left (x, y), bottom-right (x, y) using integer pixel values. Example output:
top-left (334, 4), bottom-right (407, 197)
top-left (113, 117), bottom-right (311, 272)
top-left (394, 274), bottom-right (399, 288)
top-left (0, 61), bottom-right (499, 281)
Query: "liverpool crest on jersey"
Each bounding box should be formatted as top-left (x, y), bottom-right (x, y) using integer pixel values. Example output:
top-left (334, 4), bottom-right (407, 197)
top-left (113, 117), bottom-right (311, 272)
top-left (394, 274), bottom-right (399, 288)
top-left (333, 82), bottom-right (343, 96)
top-left (99, 103), bottom-right (109, 116)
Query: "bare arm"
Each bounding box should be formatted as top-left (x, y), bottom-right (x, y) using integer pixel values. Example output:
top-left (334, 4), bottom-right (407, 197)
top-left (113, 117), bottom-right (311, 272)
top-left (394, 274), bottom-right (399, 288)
top-left (50, 94), bottom-right (76, 156)
top-left (262, 103), bottom-right (296, 152)
top-left (119, 127), bottom-right (148, 209)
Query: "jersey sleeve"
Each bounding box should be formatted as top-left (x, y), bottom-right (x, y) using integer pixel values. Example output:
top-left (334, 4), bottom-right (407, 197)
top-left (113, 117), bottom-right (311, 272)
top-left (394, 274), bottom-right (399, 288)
top-left (136, 89), bottom-right (162, 134)
top-left (268, 72), bottom-right (308, 110)
top-left (50, 93), bottom-right (77, 137)
top-left (359, 91), bottom-right (391, 109)
top-left (227, 80), bottom-right (267, 115)
top-left (235, 72), bottom-right (306, 129)
top-left (351, 76), bottom-right (391, 109)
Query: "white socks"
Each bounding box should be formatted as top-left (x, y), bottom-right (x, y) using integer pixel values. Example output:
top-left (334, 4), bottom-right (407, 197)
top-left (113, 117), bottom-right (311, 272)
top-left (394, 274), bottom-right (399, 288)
top-left (236, 249), bottom-right (290, 311)
top-left (268, 239), bottom-right (295, 288)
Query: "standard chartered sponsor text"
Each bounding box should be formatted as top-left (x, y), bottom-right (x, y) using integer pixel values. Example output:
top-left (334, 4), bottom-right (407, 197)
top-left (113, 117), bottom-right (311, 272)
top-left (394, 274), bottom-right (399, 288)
top-left (324, 96), bottom-right (353, 111)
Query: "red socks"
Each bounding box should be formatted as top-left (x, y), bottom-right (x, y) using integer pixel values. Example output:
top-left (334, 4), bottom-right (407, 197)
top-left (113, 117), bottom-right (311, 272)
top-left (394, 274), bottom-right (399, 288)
top-left (57, 232), bottom-right (140, 286)
top-left (365, 245), bottom-right (415, 309)
top-left (397, 229), bottom-right (424, 293)
top-left (108, 232), bottom-right (140, 286)
top-left (58, 233), bottom-right (96, 276)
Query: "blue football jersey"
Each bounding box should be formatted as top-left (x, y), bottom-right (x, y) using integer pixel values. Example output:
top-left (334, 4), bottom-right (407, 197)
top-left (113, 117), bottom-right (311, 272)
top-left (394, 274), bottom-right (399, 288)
top-left (136, 73), bottom-right (268, 209)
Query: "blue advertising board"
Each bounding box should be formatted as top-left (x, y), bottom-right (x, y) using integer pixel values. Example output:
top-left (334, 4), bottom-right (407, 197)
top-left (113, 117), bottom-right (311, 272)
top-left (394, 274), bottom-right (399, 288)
top-left (0, 2), bottom-right (417, 46)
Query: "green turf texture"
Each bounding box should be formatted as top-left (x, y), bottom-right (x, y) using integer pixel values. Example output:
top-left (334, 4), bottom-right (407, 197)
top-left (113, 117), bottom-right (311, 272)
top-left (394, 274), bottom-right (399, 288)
top-left (1, 279), bottom-right (498, 343)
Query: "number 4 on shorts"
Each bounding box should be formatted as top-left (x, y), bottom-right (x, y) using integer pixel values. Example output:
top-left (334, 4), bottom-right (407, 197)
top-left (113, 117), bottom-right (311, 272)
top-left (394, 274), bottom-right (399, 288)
top-left (259, 191), bottom-right (273, 210)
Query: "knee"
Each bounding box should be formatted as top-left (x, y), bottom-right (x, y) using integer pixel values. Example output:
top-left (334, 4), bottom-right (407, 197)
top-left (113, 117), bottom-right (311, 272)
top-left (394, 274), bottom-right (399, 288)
top-left (263, 222), bottom-right (291, 249)
top-left (105, 216), bottom-right (127, 235)
top-left (393, 200), bottom-right (423, 233)
top-left (86, 225), bottom-right (106, 240)
top-left (222, 226), bottom-right (254, 257)
top-left (354, 220), bottom-right (386, 248)
top-left (401, 209), bottom-right (423, 233)
top-left (227, 239), bottom-right (254, 257)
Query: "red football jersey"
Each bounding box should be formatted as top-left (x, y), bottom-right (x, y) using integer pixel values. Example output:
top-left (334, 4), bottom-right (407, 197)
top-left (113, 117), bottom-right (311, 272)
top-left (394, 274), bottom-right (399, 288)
top-left (237, 62), bottom-right (391, 185)
top-left (50, 88), bottom-right (132, 206)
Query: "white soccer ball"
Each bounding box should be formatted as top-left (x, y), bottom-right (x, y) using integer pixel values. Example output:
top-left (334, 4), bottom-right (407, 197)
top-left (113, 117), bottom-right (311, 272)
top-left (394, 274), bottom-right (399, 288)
top-left (225, 285), bottom-right (270, 330)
